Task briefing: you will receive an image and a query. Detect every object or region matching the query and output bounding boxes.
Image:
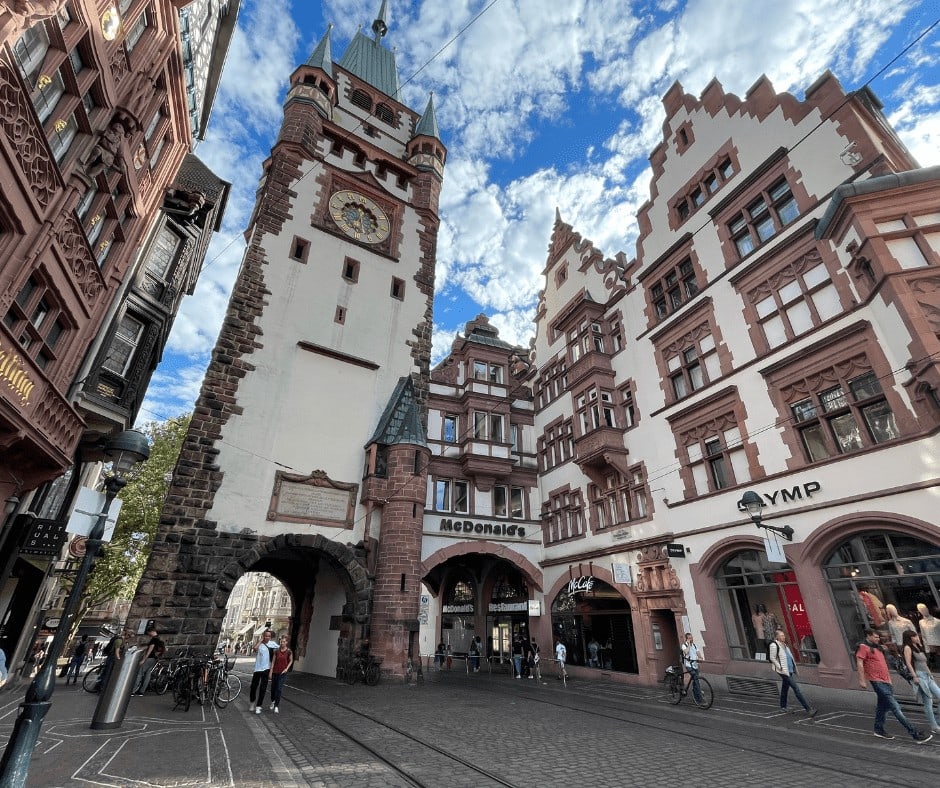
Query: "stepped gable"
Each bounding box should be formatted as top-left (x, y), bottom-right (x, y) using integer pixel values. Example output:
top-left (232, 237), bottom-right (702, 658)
top-left (636, 71), bottom-right (849, 263)
top-left (545, 208), bottom-right (635, 295)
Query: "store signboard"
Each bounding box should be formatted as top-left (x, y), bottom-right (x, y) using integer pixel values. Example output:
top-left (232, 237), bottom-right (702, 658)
top-left (763, 536), bottom-right (786, 564)
top-left (66, 487), bottom-right (122, 542)
top-left (612, 563), bottom-right (632, 584)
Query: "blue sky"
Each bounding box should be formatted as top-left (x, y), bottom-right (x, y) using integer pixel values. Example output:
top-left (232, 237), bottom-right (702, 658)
top-left (139, 0), bottom-right (940, 424)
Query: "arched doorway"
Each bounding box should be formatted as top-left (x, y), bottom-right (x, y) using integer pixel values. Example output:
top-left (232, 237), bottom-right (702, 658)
top-left (551, 578), bottom-right (638, 673)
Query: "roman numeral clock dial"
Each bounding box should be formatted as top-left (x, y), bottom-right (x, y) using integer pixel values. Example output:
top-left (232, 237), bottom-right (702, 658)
top-left (328, 190), bottom-right (390, 244)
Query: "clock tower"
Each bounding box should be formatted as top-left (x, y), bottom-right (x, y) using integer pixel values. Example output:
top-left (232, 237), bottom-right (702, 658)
top-left (129, 3), bottom-right (446, 678)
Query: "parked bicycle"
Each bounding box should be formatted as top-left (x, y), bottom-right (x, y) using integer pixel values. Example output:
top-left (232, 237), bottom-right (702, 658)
top-left (343, 652), bottom-right (381, 686)
top-left (81, 663), bottom-right (104, 693)
top-left (664, 664), bottom-right (713, 709)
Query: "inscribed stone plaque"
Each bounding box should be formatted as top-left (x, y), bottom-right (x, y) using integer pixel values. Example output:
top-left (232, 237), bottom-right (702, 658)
top-left (268, 470), bottom-right (357, 527)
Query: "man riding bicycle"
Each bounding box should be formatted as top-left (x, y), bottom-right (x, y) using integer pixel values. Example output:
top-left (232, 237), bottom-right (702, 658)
top-left (680, 632), bottom-right (704, 705)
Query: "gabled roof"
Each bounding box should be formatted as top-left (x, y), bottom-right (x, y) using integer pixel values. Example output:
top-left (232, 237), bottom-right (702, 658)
top-left (366, 376), bottom-right (427, 448)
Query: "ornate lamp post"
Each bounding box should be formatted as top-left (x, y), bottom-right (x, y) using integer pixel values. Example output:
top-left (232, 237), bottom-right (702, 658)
top-left (0, 430), bottom-right (149, 788)
top-left (738, 490), bottom-right (794, 541)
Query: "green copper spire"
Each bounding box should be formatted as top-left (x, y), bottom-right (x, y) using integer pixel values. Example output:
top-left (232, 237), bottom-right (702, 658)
top-left (414, 94), bottom-right (440, 140)
top-left (306, 24), bottom-right (333, 76)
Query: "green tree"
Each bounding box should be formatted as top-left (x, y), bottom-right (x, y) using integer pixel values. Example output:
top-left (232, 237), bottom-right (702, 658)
top-left (75, 414), bottom-right (191, 626)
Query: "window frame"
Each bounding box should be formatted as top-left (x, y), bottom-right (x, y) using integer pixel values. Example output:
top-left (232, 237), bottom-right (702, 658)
top-left (728, 177), bottom-right (800, 259)
top-left (3, 274), bottom-right (70, 371)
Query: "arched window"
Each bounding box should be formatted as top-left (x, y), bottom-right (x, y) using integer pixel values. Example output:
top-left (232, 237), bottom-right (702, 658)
top-left (374, 103), bottom-right (394, 124)
top-left (825, 531), bottom-right (940, 652)
top-left (350, 89), bottom-right (371, 112)
top-left (715, 550), bottom-right (817, 664)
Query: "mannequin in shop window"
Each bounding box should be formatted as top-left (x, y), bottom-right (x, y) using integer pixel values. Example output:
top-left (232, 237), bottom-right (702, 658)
top-left (886, 603), bottom-right (915, 647)
top-left (752, 604), bottom-right (777, 658)
top-left (918, 603), bottom-right (940, 661)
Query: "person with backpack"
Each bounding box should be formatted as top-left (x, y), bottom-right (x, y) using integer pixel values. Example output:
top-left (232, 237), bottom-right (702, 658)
top-left (902, 628), bottom-right (940, 734)
top-left (856, 628), bottom-right (932, 744)
top-left (132, 626), bottom-right (165, 695)
top-left (65, 635), bottom-right (89, 686)
top-left (768, 628), bottom-right (817, 717)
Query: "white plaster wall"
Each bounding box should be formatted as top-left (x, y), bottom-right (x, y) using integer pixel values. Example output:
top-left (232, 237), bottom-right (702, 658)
top-left (295, 564), bottom-right (346, 676)
top-left (206, 156), bottom-right (428, 538)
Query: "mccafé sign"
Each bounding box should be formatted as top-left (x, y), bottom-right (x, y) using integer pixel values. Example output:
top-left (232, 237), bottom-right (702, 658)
top-left (438, 518), bottom-right (527, 539)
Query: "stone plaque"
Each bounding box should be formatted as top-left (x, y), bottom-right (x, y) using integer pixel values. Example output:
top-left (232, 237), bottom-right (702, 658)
top-left (268, 470), bottom-right (357, 527)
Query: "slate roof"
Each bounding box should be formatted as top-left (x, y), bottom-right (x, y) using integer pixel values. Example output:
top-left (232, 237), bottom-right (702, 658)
top-left (338, 30), bottom-right (400, 99)
top-left (366, 376), bottom-right (427, 448)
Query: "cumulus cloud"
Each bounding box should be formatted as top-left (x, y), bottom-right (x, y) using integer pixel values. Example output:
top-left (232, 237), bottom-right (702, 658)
top-left (150, 0), bottom-right (940, 408)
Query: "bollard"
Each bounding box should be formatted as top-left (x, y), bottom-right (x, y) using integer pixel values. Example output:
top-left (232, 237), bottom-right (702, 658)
top-left (90, 646), bottom-right (145, 730)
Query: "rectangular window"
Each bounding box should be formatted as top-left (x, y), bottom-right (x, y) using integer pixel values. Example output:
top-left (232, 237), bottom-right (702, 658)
top-left (390, 277), bottom-right (405, 300)
top-left (49, 113), bottom-right (78, 163)
top-left (443, 415), bottom-right (457, 443)
top-left (510, 487), bottom-right (524, 519)
top-left (342, 258), bottom-right (360, 282)
top-left (489, 414), bottom-right (503, 442)
top-left (13, 23), bottom-right (50, 84)
top-left (102, 313), bottom-right (144, 376)
top-left (435, 479), bottom-right (451, 511)
top-left (789, 370), bottom-right (899, 462)
top-left (125, 12), bottom-right (149, 52)
top-left (493, 486), bottom-right (508, 517)
top-left (650, 257), bottom-right (699, 321)
top-left (146, 224), bottom-right (181, 279)
top-left (473, 361), bottom-right (487, 380)
top-left (453, 480), bottom-right (469, 514)
top-left (751, 259), bottom-right (841, 349)
top-left (473, 412), bottom-right (486, 439)
top-left (728, 178), bottom-right (800, 258)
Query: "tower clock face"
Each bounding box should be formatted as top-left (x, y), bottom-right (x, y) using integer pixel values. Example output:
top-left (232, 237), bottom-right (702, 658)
top-left (328, 190), bottom-right (390, 244)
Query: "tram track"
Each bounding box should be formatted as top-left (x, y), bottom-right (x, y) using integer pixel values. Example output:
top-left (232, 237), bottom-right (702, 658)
top-left (271, 686), bottom-right (524, 788)
top-left (263, 674), bottom-right (938, 787)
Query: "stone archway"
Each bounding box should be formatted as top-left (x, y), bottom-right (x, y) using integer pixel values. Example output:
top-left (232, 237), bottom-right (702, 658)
top-left (130, 528), bottom-right (372, 667)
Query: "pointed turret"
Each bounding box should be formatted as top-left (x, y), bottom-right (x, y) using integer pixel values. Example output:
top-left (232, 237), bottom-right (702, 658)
top-left (407, 94), bottom-right (446, 181)
top-left (284, 25), bottom-right (336, 122)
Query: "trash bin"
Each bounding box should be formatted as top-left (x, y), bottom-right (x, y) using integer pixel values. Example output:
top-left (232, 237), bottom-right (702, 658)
top-left (90, 645), bottom-right (145, 730)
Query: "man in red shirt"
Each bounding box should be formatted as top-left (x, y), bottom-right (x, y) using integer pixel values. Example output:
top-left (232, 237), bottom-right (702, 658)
top-left (856, 629), bottom-right (932, 743)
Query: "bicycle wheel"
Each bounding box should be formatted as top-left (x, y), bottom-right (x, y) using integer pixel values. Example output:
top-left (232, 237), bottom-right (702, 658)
top-left (364, 662), bottom-right (380, 686)
top-left (692, 676), bottom-right (714, 709)
top-left (215, 674), bottom-right (241, 708)
top-left (667, 674), bottom-right (682, 704)
top-left (82, 665), bottom-right (103, 693)
top-left (152, 665), bottom-right (171, 695)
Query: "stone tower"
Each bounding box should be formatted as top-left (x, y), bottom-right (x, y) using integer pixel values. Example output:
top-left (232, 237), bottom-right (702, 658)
top-left (129, 3), bottom-right (445, 678)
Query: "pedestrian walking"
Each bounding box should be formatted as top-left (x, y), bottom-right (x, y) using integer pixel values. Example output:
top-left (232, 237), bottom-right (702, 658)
top-left (0, 646), bottom-right (7, 687)
top-left (65, 635), bottom-right (89, 685)
top-left (268, 635), bottom-right (293, 713)
top-left (768, 628), bottom-right (817, 717)
top-left (554, 638), bottom-right (567, 679)
top-left (249, 629), bottom-right (276, 714)
top-left (856, 628), bottom-right (932, 743)
top-left (902, 629), bottom-right (940, 734)
top-left (468, 636), bottom-right (480, 672)
top-left (511, 634), bottom-right (524, 678)
top-left (680, 633), bottom-right (705, 706)
top-left (132, 627), bottom-right (165, 695)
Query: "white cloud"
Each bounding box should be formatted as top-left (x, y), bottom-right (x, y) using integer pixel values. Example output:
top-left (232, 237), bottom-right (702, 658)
top-left (150, 0), bottom-right (940, 415)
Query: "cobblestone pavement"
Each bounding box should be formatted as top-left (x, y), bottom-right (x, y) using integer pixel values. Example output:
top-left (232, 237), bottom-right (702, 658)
top-left (3, 661), bottom-right (939, 787)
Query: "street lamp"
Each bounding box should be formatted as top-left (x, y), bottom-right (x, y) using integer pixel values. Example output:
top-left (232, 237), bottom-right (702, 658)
top-left (0, 430), bottom-right (149, 788)
top-left (738, 490), bottom-right (794, 541)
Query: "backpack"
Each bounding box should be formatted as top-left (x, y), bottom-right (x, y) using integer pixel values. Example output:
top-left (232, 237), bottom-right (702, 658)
top-left (102, 637), bottom-right (117, 657)
top-left (889, 651), bottom-right (914, 683)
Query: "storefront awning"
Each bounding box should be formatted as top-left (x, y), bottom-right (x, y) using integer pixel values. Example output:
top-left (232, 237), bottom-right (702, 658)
top-left (235, 622), bottom-right (254, 636)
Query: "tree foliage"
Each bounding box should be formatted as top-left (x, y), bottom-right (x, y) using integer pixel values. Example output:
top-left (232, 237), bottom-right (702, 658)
top-left (76, 415), bottom-right (191, 623)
